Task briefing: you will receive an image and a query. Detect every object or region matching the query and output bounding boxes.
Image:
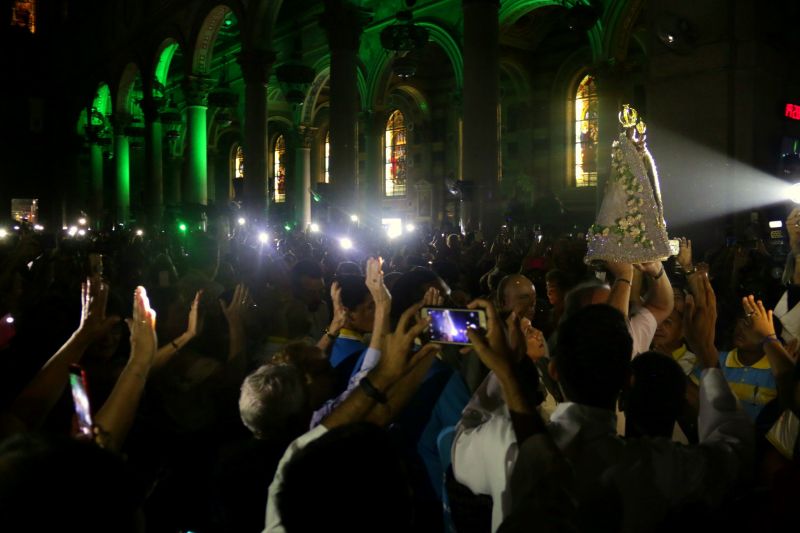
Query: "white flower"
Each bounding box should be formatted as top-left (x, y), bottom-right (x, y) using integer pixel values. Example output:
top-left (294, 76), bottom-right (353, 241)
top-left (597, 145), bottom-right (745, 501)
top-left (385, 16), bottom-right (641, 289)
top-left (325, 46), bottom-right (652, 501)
top-left (602, 228), bottom-right (610, 236)
top-left (630, 227), bottom-right (641, 237)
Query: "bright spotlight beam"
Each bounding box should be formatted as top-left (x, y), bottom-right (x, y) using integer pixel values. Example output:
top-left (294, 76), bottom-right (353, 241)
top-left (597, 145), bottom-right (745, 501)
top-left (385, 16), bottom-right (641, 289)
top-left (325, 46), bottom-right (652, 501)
top-left (787, 183), bottom-right (800, 204)
top-left (340, 237), bottom-right (353, 250)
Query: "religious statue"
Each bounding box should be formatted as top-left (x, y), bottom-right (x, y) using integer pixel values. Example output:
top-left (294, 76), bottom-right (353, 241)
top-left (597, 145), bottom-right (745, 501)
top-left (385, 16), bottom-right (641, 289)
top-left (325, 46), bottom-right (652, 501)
top-left (585, 105), bottom-right (671, 265)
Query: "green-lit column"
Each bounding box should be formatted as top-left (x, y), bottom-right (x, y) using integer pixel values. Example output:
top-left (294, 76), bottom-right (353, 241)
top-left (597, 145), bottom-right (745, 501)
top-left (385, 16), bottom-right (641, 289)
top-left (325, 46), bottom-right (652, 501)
top-left (321, 1), bottom-right (370, 212)
top-left (462, 0), bottom-right (500, 233)
top-left (88, 136), bottom-right (104, 224)
top-left (238, 50), bottom-right (276, 218)
top-left (113, 115), bottom-right (131, 224)
top-left (361, 110), bottom-right (383, 217)
top-left (293, 126), bottom-right (313, 229)
top-left (183, 75), bottom-right (213, 206)
top-left (142, 97), bottom-right (164, 224)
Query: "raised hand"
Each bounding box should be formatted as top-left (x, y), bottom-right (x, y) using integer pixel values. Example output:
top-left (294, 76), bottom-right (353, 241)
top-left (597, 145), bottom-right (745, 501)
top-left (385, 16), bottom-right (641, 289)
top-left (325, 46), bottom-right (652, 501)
top-left (185, 290), bottom-right (202, 339)
top-left (365, 257), bottom-right (391, 309)
top-left (683, 273), bottom-right (718, 368)
top-left (741, 295), bottom-right (776, 341)
top-left (373, 302), bottom-right (440, 388)
top-left (75, 277), bottom-right (120, 343)
top-left (422, 286), bottom-right (444, 307)
top-left (125, 286), bottom-right (157, 367)
top-left (466, 298), bottom-right (511, 360)
top-left (677, 237), bottom-right (693, 270)
top-left (220, 284), bottom-right (250, 327)
top-left (328, 281), bottom-right (347, 334)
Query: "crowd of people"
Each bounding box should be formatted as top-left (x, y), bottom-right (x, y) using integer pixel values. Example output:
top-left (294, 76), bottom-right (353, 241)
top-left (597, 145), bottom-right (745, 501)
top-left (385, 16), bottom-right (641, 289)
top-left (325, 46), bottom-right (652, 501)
top-left (0, 208), bottom-right (799, 533)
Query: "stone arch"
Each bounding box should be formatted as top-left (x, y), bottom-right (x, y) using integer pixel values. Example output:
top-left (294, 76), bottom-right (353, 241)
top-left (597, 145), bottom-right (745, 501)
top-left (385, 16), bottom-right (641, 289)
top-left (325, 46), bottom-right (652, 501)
top-left (415, 20), bottom-right (463, 90)
top-left (602, 0), bottom-right (646, 63)
top-left (115, 62), bottom-right (141, 114)
top-left (153, 38), bottom-right (185, 89)
top-left (499, 57), bottom-right (531, 99)
top-left (301, 66), bottom-right (330, 125)
top-left (499, 0), bottom-right (604, 61)
top-left (249, 0), bottom-right (283, 49)
top-left (192, 3), bottom-right (244, 75)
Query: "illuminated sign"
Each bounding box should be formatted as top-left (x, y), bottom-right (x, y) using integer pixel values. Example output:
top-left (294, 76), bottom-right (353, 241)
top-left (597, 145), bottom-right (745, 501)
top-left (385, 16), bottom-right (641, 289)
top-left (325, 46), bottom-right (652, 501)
top-left (786, 103), bottom-right (800, 120)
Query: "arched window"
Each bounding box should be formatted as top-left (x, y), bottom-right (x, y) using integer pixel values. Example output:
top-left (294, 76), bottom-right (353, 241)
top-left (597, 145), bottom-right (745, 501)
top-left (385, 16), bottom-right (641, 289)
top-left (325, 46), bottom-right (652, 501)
top-left (324, 131), bottom-right (330, 184)
top-left (384, 110), bottom-right (407, 197)
top-left (234, 145), bottom-right (245, 179)
top-left (274, 135), bottom-right (286, 203)
top-left (231, 145), bottom-right (245, 200)
top-left (573, 74), bottom-right (598, 187)
top-left (11, 0), bottom-right (36, 33)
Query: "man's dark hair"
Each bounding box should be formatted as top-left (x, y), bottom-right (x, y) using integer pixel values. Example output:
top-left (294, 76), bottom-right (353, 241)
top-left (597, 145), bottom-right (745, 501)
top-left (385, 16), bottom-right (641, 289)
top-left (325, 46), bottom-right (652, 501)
top-left (624, 351), bottom-right (687, 439)
top-left (291, 259), bottom-right (323, 281)
top-left (277, 423), bottom-right (413, 533)
top-left (390, 269), bottom-right (445, 322)
top-left (335, 261), bottom-right (362, 277)
top-left (0, 434), bottom-right (142, 532)
top-left (554, 304), bottom-right (632, 409)
top-left (337, 275), bottom-right (370, 310)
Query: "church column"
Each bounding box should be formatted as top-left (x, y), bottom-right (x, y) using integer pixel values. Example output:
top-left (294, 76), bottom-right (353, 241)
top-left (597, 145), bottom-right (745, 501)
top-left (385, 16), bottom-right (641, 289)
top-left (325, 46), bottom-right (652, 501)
top-left (142, 96), bottom-right (164, 225)
top-left (183, 75), bottom-right (213, 206)
top-left (293, 125), bottom-right (314, 229)
top-left (321, 1), bottom-right (370, 212)
top-left (238, 49), bottom-right (276, 218)
top-left (461, 0), bottom-right (500, 233)
top-left (361, 109), bottom-right (383, 215)
top-left (113, 114), bottom-right (131, 224)
top-left (86, 129), bottom-right (105, 225)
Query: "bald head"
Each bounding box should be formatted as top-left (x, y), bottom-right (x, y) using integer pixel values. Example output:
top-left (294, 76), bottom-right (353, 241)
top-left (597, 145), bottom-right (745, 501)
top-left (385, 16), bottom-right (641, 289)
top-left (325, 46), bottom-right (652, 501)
top-left (498, 274), bottom-right (536, 320)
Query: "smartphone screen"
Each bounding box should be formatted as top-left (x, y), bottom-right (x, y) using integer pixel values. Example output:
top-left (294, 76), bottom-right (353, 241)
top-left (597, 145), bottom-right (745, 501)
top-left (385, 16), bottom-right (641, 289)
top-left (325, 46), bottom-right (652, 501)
top-left (421, 307), bottom-right (487, 345)
top-left (69, 365), bottom-right (93, 438)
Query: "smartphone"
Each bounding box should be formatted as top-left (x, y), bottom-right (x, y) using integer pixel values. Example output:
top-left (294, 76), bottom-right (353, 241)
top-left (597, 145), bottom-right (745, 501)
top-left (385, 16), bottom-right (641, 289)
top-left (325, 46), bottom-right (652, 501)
top-left (668, 239), bottom-right (680, 256)
top-left (421, 307), bottom-right (487, 345)
top-left (68, 364), bottom-right (93, 438)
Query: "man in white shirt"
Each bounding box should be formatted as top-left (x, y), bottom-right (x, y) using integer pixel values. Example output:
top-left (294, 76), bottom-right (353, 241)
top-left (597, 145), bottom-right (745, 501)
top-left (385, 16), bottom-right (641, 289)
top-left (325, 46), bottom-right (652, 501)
top-left (452, 274), bottom-right (752, 532)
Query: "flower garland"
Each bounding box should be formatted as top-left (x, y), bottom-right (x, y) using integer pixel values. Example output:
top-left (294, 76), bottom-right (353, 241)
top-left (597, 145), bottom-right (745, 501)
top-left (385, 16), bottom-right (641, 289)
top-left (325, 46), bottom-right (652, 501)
top-left (587, 137), bottom-right (654, 249)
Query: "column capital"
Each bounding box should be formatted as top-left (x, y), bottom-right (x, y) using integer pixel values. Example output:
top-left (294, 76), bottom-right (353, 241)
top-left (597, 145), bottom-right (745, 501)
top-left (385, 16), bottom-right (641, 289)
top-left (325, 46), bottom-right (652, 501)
top-left (112, 113), bottom-right (132, 134)
top-left (295, 124), bottom-right (317, 148)
top-left (183, 75), bottom-right (214, 106)
top-left (237, 49), bottom-right (277, 86)
top-left (140, 95), bottom-right (164, 123)
top-left (321, 1), bottom-right (371, 50)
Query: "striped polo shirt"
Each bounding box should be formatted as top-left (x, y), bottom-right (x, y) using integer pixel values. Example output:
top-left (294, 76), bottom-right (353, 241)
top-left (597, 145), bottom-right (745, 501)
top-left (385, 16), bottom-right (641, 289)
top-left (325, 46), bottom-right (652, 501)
top-left (718, 349), bottom-right (776, 421)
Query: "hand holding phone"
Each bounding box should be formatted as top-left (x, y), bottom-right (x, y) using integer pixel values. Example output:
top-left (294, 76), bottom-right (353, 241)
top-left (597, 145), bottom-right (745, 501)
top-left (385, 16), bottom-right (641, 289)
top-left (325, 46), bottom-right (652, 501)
top-left (421, 307), bottom-right (487, 345)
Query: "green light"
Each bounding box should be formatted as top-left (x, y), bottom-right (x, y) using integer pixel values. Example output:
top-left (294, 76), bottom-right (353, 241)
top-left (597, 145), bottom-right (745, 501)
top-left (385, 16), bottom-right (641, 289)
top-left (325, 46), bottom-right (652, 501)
top-left (284, 224), bottom-right (292, 231)
top-left (178, 223), bottom-right (187, 232)
top-left (312, 191), bottom-right (322, 202)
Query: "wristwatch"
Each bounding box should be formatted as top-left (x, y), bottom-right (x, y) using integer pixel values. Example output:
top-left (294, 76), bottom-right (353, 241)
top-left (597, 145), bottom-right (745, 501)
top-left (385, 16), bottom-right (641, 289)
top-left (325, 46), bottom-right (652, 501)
top-left (324, 327), bottom-right (339, 340)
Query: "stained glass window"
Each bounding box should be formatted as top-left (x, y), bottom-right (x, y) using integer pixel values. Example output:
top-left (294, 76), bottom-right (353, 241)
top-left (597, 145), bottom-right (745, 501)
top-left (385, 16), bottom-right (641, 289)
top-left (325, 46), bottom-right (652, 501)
top-left (384, 110), bottom-right (407, 197)
top-left (274, 135), bottom-right (286, 203)
top-left (574, 74), bottom-right (598, 187)
top-left (324, 131), bottom-right (330, 184)
top-left (234, 145), bottom-right (245, 179)
top-left (11, 0), bottom-right (35, 33)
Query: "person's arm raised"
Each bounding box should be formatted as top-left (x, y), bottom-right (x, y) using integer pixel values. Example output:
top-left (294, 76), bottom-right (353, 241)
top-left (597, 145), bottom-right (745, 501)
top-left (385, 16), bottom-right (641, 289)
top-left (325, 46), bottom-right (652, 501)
top-left (605, 262), bottom-right (634, 317)
top-left (683, 272), bottom-right (718, 369)
top-left (741, 295), bottom-right (800, 414)
top-left (220, 284), bottom-right (250, 379)
top-left (94, 287), bottom-right (157, 452)
top-left (316, 281), bottom-right (346, 353)
top-left (365, 257), bottom-right (392, 352)
top-left (152, 290), bottom-right (201, 371)
top-left (637, 261), bottom-right (674, 324)
top-left (10, 277), bottom-right (119, 430)
top-left (322, 302), bottom-right (440, 430)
